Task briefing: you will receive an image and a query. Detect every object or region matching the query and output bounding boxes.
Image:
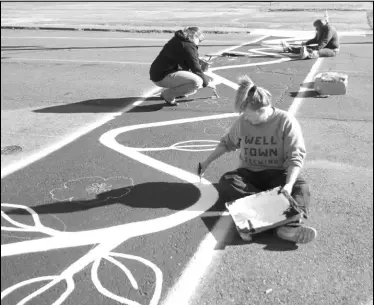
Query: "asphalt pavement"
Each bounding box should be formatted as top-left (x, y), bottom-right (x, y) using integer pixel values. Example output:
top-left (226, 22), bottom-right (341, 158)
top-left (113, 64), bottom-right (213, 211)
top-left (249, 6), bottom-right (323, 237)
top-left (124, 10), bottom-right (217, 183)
top-left (1, 29), bottom-right (373, 305)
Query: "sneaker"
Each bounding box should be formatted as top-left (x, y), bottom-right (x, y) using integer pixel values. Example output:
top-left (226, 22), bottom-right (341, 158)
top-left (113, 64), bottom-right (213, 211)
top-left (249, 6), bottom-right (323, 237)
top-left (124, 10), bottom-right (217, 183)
top-left (281, 40), bottom-right (291, 52)
top-left (276, 225), bottom-right (317, 244)
top-left (160, 93), bottom-right (178, 106)
top-left (300, 46), bottom-right (309, 60)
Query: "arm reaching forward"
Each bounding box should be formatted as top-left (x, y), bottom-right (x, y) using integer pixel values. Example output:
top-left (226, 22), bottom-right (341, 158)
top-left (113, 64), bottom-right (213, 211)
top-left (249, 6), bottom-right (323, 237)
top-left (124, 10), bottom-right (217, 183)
top-left (199, 119), bottom-right (241, 175)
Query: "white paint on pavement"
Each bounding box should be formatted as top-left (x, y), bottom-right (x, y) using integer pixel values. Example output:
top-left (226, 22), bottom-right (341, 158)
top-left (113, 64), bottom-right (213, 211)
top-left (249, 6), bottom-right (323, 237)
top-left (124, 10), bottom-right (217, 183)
top-left (162, 216), bottom-right (232, 305)
top-left (288, 58), bottom-right (323, 116)
top-left (1, 87), bottom-right (161, 179)
top-left (165, 36), bottom-right (325, 305)
top-left (2, 113), bottom-right (240, 304)
top-left (211, 57), bottom-right (290, 72)
top-left (1, 31), bottom-right (328, 305)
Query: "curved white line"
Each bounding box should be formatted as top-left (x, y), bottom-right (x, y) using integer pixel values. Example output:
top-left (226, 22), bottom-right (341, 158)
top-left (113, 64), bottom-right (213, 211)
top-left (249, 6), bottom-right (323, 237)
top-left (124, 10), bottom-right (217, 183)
top-left (52, 277), bottom-right (75, 305)
top-left (1, 113), bottom-right (239, 257)
top-left (109, 253), bottom-right (163, 305)
top-left (1, 276), bottom-right (56, 300)
top-left (92, 258), bottom-right (142, 305)
top-left (1, 203), bottom-right (62, 235)
top-left (211, 57), bottom-right (290, 72)
top-left (105, 256), bottom-right (139, 290)
top-left (17, 278), bottom-right (63, 305)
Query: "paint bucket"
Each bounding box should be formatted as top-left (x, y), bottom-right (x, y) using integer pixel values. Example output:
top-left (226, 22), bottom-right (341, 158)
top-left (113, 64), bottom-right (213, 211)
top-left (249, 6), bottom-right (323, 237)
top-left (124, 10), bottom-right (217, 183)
top-left (314, 72), bottom-right (348, 96)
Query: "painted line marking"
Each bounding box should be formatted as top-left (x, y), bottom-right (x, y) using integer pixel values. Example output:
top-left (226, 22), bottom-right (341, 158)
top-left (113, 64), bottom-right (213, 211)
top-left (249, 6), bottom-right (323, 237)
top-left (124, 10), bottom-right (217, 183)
top-left (0, 34), bottom-right (265, 179)
top-left (161, 216), bottom-right (232, 305)
top-left (1, 87), bottom-right (161, 179)
top-left (163, 38), bottom-right (325, 305)
top-left (1, 31), bottom-right (324, 304)
top-left (1, 57), bottom-right (151, 65)
top-left (288, 58), bottom-right (323, 116)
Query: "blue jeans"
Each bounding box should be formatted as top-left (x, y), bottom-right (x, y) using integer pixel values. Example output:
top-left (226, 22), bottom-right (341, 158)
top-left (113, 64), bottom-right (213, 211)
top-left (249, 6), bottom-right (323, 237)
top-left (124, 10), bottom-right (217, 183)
top-left (218, 168), bottom-right (311, 219)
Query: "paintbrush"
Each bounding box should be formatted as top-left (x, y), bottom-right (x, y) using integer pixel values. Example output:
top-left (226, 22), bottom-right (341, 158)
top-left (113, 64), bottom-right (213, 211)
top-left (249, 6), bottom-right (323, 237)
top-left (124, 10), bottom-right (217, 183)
top-left (197, 162), bottom-right (202, 182)
top-left (213, 88), bottom-right (219, 99)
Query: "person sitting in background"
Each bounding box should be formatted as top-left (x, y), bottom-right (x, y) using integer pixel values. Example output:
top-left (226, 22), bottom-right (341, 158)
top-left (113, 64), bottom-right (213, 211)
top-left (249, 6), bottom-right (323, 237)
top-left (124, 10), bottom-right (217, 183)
top-left (149, 27), bottom-right (214, 106)
top-left (281, 19), bottom-right (339, 59)
top-left (198, 75), bottom-right (317, 244)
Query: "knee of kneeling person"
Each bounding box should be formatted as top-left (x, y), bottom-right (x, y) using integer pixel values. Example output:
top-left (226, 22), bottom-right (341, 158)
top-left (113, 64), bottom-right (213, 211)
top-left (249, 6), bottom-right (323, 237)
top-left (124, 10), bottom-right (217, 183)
top-left (192, 77), bottom-right (203, 88)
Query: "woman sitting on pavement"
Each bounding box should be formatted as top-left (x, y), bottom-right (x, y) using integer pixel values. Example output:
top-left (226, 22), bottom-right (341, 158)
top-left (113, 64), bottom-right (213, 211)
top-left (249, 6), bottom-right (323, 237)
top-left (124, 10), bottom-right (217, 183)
top-left (281, 19), bottom-right (339, 60)
top-left (199, 75), bottom-right (317, 244)
top-left (149, 26), bottom-right (214, 106)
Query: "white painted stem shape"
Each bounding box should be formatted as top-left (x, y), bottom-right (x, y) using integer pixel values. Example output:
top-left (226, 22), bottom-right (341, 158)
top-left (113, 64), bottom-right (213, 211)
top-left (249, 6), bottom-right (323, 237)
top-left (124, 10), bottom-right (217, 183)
top-left (1, 34), bottom-right (303, 305)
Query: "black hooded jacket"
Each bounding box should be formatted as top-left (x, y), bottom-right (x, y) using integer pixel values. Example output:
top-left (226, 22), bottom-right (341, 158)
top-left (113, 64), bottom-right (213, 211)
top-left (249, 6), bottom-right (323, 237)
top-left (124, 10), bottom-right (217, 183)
top-left (149, 30), bottom-right (210, 87)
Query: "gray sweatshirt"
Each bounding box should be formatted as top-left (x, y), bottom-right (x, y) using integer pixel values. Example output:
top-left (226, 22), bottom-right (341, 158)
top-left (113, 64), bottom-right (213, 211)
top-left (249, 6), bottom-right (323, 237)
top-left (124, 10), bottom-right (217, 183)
top-left (306, 24), bottom-right (339, 50)
top-left (219, 108), bottom-right (306, 171)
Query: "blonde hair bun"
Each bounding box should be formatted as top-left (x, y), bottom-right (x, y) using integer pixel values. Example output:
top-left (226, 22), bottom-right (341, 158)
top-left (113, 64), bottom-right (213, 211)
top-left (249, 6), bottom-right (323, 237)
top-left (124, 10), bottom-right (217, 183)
top-left (234, 75), bottom-right (272, 113)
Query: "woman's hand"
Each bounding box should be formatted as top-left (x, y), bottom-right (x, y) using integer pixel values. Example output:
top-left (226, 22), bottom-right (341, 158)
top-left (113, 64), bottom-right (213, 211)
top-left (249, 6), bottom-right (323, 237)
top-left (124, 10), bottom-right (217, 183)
top-left (280, 183), bottom-right (293, 196)
top-left (207, 81), bottom-right (216, 89)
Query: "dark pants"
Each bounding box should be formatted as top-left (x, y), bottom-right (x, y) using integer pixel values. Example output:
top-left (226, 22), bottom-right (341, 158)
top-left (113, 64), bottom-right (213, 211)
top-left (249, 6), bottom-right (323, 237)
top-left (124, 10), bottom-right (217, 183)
top-left (289, 46), bottom-right (338, 58)
top-left (218, 168), bottom-right (311, 220)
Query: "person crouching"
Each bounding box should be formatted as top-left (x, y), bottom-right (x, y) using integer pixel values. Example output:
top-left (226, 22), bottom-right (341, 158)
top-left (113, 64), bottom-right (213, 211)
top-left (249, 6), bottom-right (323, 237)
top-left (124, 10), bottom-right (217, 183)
top-left (150, 27), bottom-right (214, 106)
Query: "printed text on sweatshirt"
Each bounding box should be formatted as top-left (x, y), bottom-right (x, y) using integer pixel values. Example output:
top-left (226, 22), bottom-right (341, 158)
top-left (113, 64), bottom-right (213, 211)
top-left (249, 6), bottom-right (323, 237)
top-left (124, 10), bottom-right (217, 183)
top-left (219, 108), bottom-right (306, 171)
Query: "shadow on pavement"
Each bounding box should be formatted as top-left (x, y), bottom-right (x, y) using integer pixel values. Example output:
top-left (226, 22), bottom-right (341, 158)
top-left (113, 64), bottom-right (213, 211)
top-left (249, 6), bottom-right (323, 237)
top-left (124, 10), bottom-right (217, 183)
top-left (5, 182), bottom-right (209, 215)
top-left (129, 96), bottom-right (215, 112)
top-left (202, 216), bottom-right (298, 252)
top-left (300, 81), bottom-right (315, 89)
top-left (6, 181), bottom-right (298, 252)
top-left (289, 90), bottom-right (322, 98)
top-left (33, 96), bottom-right (161, 113)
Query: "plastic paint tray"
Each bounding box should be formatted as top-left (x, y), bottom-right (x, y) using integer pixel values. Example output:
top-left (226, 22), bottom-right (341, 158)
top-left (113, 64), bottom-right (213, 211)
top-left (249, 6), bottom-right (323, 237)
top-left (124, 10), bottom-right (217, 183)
top-left (226, 187), bottom-right (302, 240)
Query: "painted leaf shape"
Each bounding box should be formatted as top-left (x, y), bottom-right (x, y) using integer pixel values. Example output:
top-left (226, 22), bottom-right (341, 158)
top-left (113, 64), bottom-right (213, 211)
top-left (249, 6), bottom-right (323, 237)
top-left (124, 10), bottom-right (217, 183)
top-left (1, 275), bottom-right (74, 305)
top-left (92, 252), bottom-right (162, 305)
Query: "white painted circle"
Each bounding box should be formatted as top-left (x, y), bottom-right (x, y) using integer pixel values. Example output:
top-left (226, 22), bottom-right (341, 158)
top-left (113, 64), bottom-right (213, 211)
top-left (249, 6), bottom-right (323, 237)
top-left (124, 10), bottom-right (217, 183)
top-left (171, 140), bottom-right (219, 152)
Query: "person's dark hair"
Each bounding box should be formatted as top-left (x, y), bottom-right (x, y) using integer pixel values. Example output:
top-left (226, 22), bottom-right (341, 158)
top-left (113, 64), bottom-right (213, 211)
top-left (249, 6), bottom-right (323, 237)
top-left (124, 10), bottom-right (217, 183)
top-left (313, 19), bottom-right (327, 28)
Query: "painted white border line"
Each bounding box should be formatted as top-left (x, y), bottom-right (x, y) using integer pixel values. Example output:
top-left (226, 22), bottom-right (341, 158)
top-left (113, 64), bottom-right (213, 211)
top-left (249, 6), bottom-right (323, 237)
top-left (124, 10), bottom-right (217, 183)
top-left (1, 57), bottom-right (151, 65)
top-left (288, 57), bottom-right (323, 116)
top-left (1, 86), bottom-right (161, 179)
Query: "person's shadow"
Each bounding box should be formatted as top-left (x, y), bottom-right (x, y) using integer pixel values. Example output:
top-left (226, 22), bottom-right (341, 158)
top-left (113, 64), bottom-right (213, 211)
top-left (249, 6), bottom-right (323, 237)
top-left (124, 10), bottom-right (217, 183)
top-left (32, 96), bottom-right (163, 114)
top-left (5, 181), bottom-right (298, 251)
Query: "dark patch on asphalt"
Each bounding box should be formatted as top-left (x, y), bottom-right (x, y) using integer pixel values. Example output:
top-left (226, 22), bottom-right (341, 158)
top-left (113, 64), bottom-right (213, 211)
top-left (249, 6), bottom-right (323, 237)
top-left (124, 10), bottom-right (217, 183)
top-left (1, 145), bottom-right (22, 155)
top-left (32, 96), bottom-right (161, 114)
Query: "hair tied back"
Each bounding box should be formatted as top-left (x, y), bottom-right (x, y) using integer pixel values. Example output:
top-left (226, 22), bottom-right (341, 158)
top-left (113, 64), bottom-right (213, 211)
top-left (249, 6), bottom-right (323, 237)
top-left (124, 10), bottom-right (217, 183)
top-left (249, 85), bottom-right (257, 93)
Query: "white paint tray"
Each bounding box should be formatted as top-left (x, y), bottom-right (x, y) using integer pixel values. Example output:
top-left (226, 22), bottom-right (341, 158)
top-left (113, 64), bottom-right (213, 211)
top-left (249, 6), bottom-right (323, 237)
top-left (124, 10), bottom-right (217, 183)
top-left (226, 187), bottom-right (303, 238)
